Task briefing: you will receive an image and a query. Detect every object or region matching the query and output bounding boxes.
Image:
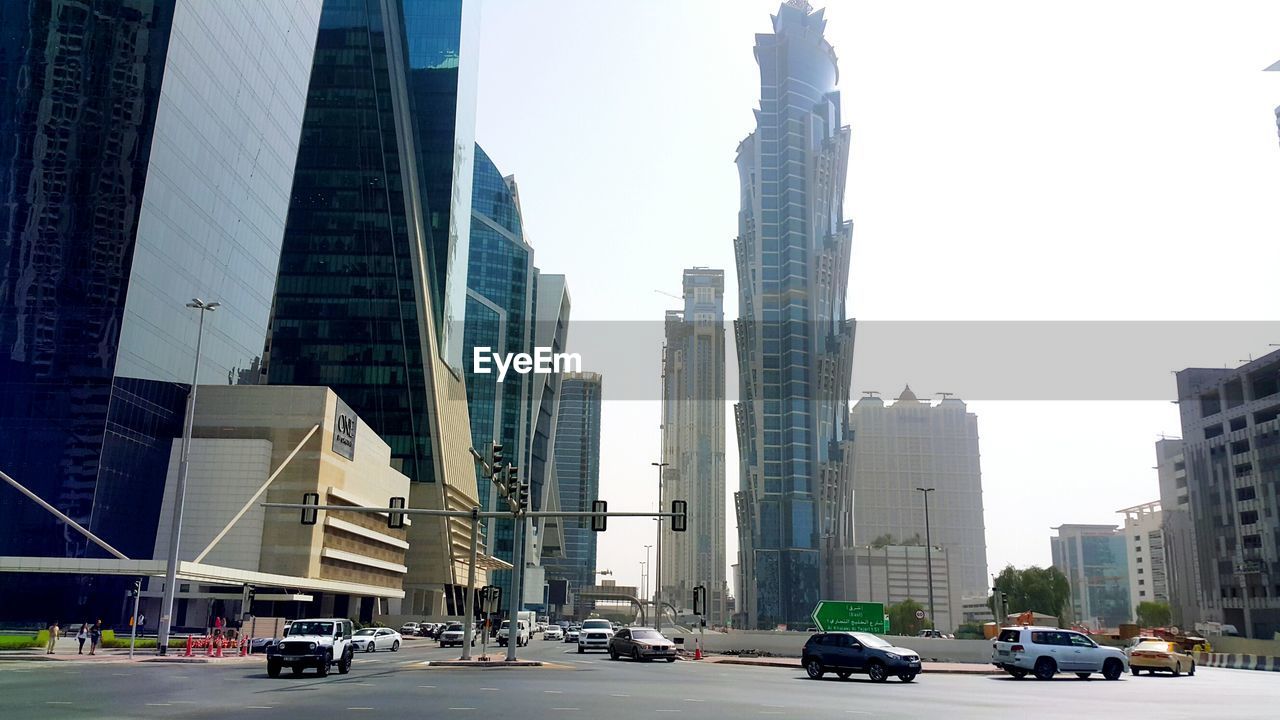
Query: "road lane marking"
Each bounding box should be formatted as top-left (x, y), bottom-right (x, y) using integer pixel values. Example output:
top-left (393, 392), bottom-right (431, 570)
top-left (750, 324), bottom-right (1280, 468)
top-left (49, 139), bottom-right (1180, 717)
top-left (417, 685), bottom-right (436, 688)
top-left (544, 690), bottom-right (562, 694)
top-left (46, 702), bottom-right (72, 705)
top-left (247, 707), bottom-right (273, 710)
top-left (683, 699), bottom-right (704, 702)
top-left (610, 693), bottom-right (631, 697)
top-left (551, 708), bottom-right (579, 711)
top-left (656, 711), bottom-right (681, 714)
top-left (145, 703), bottom-right (172, 707)
top-left (448, 708), bottom-right (475, 711)
top-left (347, 708), bottom-right (374, 711)
top-left (481, 686), bottom-right (500, 690)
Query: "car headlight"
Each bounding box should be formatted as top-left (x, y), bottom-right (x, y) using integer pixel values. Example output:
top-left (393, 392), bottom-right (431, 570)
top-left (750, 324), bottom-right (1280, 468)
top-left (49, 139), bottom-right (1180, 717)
top-left (885, 652), bottom-right (900, 660)
top-left (309, 642), bottom-right (317, 651)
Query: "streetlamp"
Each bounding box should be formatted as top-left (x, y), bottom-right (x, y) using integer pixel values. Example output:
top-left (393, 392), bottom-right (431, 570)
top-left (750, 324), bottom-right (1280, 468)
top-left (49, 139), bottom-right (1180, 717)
top-left (643, 544), bottom-right (652, 601)
top-left (157, 298), bottom-right (219, 655)
top-left (651, 461), bottom-right (668, 630)
top-left (916, 487), bottom-right (936, 631)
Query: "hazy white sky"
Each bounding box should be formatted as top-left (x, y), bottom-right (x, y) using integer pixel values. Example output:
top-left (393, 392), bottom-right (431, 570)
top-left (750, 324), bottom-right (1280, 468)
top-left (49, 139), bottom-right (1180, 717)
top-left (474, 0), bottom-right (1280, 598)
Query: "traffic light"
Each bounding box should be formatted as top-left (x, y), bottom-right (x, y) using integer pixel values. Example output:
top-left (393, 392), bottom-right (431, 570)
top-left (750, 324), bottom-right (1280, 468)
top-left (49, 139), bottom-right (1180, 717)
top-left (246, 585), bottom-right (257, 606)
top-left (671, 500), bottom-right (688, 532)
top-left (492, 463), bottom-right (513, 502)
top-left (301, 492), bottom-right (320, 525)
top-left (490, 442), bottom-right (505, 472)
top-left (129, 578), bottom-right (141, 598)
top-left (693, 585), bottom-right (706, 615)
top-left (388, 496), bottom-right (406, 529)
top-left (591, 500), bottom-right (608, 532)
top-left (516, 478), bottom-right (531, 513)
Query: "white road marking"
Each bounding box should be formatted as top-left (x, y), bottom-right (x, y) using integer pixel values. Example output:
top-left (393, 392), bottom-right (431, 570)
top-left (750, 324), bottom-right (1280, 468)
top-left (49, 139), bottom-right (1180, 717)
top-left (448, 708), bottom-right (476, 711)
top-left (683, 699), bottom-right (704, 702)
top-left (246, 707), bottom-right (273, 710)
top-left (417, 685), bottom-right (436, 688)
top-left (145, 703), bottom-right (172, 707)
top-left (347, 708), bottom-right (374, 711)
top-left (45, 702), bottom-right (72, 705)
top-left (481, 686), bottom-right (500, 690)
top-left (544, 690), bottom-right (563, 693)
top-left (610, 693), bottom-right (631, 697)
top-left (655, 711), bottom-right (681, 714)
top-left (551, 708), bottom-right (579, 711)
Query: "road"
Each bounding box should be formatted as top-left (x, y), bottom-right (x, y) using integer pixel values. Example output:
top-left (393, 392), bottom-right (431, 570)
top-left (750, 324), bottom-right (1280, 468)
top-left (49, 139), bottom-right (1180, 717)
top-left (3, 635), bottom-right (1276, 719)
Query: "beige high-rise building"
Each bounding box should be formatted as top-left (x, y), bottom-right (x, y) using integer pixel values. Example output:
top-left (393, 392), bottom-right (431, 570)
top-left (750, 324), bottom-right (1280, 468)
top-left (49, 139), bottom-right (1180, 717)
top-left (846, 387), bottom-right (989, 599)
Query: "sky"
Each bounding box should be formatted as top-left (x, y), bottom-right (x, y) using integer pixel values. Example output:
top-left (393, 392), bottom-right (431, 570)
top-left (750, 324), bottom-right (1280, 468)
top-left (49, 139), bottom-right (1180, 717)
top-left (473, 0), bottom-right (1280, 599)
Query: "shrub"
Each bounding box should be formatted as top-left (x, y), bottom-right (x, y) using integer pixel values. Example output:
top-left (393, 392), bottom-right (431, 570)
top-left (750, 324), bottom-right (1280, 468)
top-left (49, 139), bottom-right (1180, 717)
top-left (0, 632), bottom-right (43, 650)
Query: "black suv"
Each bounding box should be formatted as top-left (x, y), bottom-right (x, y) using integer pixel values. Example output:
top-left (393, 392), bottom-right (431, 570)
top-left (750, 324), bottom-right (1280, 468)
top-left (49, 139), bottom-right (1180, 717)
top-left (802, 632), bottom-right (922, 683)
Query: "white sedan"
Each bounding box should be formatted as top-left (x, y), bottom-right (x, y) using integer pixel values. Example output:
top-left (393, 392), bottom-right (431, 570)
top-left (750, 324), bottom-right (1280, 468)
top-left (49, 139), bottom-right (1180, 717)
top-left (544, 626), bottom-right (564, 641)
top-left (352, 627), bottom-right (402, 653)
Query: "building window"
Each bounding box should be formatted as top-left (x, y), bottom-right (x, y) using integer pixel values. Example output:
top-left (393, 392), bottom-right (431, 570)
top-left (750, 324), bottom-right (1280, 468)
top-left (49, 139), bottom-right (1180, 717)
top-left (1240, 510), bottom-right (1259, 525)
top-left (1137, 568), bottom-right (1144, 575)
top-left (1139, 591), bottom-right (1146, 598)
top-left (1138, 580), bottom-right (1145, 586)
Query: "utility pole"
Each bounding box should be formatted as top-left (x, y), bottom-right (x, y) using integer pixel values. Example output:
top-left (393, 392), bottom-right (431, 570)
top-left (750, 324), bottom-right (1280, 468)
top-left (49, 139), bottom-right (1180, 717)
top-left (643, 544), bottom-right (652, 602)
top-left (917, 487), bottom-right (937, 630)
top-left (651, 461), bottom-right (668, 630)
top-left (460, 506), bottom-right (480, 660)
top-left (158, 298), bottom-right (219, 655)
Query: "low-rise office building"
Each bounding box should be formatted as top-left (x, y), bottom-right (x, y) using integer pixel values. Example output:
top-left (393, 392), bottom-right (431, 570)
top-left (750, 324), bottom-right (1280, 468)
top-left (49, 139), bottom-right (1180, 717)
top-left (830, 544), bottom-right (960, 632)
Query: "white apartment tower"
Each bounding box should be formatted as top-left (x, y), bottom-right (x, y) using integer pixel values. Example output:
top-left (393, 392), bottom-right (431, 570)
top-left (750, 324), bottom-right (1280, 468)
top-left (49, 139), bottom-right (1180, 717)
top-left (661, 269), bottom-right (728, 624)
top-left (847, 387), bottom-right (989, 598)
top-left (1117, 502), bottom-right (1169, 612)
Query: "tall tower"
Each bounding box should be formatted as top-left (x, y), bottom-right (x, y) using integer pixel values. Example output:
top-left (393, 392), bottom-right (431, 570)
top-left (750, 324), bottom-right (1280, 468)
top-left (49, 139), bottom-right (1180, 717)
top-left (733, 1), bottom-right (855, 629)
top-left (661, 269), bottom-right (727, 625)
top-left (545, 372), bottom-right (603, 619)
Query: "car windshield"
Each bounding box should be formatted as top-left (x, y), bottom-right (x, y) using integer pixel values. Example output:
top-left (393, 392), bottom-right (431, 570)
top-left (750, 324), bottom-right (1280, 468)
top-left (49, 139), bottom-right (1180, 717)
top-left (851, 633), bottom-right (891, 648)
top-left (631, 629), bottom-right (663, 640)
top-left (446, 624), bottom-right (463, 631)
top-left (582, 620), bottom-right (611, 629)
top-left (1135, 641), bottom-right (1172, 652)
top-left (288, 621), bottom-right (334, 636)
top-left (355, 629), bottom-right (376, 636)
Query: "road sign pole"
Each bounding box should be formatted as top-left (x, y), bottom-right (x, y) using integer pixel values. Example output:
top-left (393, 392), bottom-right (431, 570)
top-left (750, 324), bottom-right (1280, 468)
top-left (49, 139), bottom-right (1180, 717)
top-left (506, 513), bottom-right (523, 661)
top-left (461, 506), bottom-right (479, 660)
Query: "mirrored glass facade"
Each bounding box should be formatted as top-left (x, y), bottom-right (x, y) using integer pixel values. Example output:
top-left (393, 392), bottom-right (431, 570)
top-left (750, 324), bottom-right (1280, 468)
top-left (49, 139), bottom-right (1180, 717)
top-left (0, 0), bottom-right (322, 619)
top-left (545, 372), bottom-right (602, 617)
top-left (733, 3), bottom-right (855, 629)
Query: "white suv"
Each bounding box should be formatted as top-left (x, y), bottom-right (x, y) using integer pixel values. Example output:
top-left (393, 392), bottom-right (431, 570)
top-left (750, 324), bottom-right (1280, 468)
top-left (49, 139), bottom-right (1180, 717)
top-left (577, 618), bottom-right (614, 654)
top-left (992, 626), bottom-right (1128, 681)
top-left (267, 618), bottom-right (354, 677)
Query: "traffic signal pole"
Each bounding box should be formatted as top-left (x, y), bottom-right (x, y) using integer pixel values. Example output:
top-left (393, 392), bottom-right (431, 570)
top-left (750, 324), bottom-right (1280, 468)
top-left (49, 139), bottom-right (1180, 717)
top-left (129, 578), bottom-right (142, 658)
top-left (506, 512), bottom-right (524, 662)
top-left (461, 506), bottom-right (480, 660)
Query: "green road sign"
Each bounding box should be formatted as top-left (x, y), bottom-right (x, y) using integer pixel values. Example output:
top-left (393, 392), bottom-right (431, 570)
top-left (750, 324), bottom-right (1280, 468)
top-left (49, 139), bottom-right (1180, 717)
top-left (811, 601), bottom-right (886, 633)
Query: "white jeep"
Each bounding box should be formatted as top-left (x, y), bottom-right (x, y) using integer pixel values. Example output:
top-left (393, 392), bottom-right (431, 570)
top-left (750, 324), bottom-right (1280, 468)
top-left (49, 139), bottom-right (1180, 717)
top-left (266, 618), bottom-right (355, 677)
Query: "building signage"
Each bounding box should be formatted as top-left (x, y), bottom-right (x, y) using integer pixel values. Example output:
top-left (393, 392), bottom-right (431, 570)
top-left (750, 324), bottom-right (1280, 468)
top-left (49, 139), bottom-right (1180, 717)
top-left (332, 400), bottom-right (357, 460)
top-left (811, 601), bottom-right (886, 633)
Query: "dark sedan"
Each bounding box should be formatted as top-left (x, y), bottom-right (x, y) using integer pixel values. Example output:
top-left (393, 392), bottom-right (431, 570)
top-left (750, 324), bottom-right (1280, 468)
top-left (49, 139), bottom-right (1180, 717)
top-left (608, 627), bottom-right (677, 662)
top-left (802, 631), bottom-right (921, 682)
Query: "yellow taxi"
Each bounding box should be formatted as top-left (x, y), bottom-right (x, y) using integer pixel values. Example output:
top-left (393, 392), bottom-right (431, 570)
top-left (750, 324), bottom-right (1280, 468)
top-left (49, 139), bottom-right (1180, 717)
top-left (1128, 639), bottom-right (1195, 676)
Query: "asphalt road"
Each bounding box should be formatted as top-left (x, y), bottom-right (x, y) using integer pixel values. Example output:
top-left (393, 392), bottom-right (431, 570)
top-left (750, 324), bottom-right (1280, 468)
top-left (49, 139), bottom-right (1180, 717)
top-left (3, 635), bottom-right (1276, 719)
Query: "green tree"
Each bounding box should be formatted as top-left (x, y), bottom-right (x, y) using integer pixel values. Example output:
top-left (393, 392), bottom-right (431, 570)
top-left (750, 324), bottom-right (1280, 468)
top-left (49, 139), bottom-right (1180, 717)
top-left (1134, 601), bottom-right (1171, 628)
top-left (887, 598), bottom-right (929, 636)
top-left (988, 565), bottom-right (1071, 620)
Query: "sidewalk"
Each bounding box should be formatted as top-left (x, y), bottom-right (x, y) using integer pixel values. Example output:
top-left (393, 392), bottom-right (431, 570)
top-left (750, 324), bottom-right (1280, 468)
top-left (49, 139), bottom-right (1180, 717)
top-left (0, 637), bottom-right (258, 664)
top-left (701, 654), bottom-right (998, 675)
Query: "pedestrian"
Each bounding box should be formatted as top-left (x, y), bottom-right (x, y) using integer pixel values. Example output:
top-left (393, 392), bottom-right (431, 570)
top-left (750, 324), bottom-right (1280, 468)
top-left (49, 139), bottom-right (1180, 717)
top-left (46, 621), bottom-right (60, 654)
top-left (89, 620), bottom-right (101, 655)
top-left (76, 623), bottom-right (88, 654)
top-left (138, 613), bottom-right (146, 629)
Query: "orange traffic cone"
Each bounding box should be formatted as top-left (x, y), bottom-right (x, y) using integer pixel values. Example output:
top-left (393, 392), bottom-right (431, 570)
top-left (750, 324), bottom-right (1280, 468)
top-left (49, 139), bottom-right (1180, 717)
top-left (694, 639), bottom-right (703, 660)
top-left (185, 635), bottom-right (193, 657)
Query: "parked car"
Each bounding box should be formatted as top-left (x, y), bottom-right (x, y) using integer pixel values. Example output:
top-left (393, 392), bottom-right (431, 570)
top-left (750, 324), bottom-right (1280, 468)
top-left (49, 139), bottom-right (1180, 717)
top-left (577, 618), bottom-right (614, 654)
top-left (249, 636), bottom-right (277, 654)
top-left (917, 629), bottom-right (945, 638)
top-left (1128, 640), bottom-right (1195, 676)
top-left (438, 623), bottom-right (475, 648)
top-left (266, 618), bottom-right (354, 677)
top-left (544, 626), bottom-right (564, 641)
top-left (351, 627), bottom-right (401, 653)
top-left (564, 626), bottom-right (581, 643)
top-left (991, 626), bottom-right (1128, 681)
top-left (609, 627), bottom-right (676, 662)
top-left (399, 621), bottom-right (420, 636)
top-left (802, 631), bottom-right (921, 683)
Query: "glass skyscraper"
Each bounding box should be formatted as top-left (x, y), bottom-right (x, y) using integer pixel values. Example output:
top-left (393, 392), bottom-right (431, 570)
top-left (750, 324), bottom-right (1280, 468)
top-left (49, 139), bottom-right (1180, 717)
top-left (733, 1), bottom-right (855, 629)
top-left (544, 372), bottom-right (601, 620)
top-left (0, 0), bottom-right (323, 619)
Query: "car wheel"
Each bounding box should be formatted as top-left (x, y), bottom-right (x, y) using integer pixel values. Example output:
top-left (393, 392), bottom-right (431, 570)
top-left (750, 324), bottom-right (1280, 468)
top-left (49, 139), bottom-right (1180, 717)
top-left (1189, 661), bottom-right (1195, 676)
top-left (666, 656), bottom-right (676, 663)
top-left (338, 649), bottom-right (352, 675)
top-left (867, 660), bottom-right (888, 683)
top-left (1033, 657), bottom-right (1056, 681)
top-left (316, 654), bottom-right (330, 677)
top-left (804, 658), bottom-right (825, 680)
top-left (1102, 658), bottom-right (1123, 681)
top-left (1131, 667), bottom-right (1140, 676)
top-left (836, 670), bottom-right (851, 680)
top-left (610, 647), bottom-right (619, 661)
top-left (392, 641), bottom-right (400, 652)
top-left (897, 672), bottom-right (916, 683)
top-left (267, 658), bottom-right (281, 678)
top-left (1075, 672), bottom-right (1091, 679)
top-left (1006, 668), bottom-right (1027, 679)
top-left (365, 643), bottom-right (375, 653)
top-left (632, 647), bottom-right (643, 662)
top-left (1172, 664), bottom-right (1181, 677)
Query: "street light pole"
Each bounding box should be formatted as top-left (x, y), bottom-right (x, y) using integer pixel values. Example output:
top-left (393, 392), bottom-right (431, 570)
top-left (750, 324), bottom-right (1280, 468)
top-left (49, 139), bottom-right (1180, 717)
top-left (651, 462), bottom-right (668, 630)
top-left (157, 298), bottom-right (219, 655)
top-left (916, 487), bottom-right (936, 630)
top-left (643, 544), bottom-right (652, 602)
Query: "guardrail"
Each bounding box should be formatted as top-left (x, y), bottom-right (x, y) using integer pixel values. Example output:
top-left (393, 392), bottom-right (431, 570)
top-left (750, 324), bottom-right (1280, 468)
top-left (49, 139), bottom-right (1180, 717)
top-left (1194, 651), bottom-right (1280, 672)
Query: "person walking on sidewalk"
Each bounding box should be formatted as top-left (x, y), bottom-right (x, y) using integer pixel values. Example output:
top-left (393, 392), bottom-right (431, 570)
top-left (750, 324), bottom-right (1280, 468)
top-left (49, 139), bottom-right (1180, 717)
top-left (76, 623), bottom-right (88, 654)
top-left (46, 621), bottom-right (61, 654)
top-left (89, 620), bottom-right (102, 655)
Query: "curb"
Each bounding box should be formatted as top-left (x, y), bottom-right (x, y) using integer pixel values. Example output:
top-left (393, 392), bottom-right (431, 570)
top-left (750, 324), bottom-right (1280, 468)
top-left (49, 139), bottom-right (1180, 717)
top-left (423, 660), bottom-right (547, 668)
